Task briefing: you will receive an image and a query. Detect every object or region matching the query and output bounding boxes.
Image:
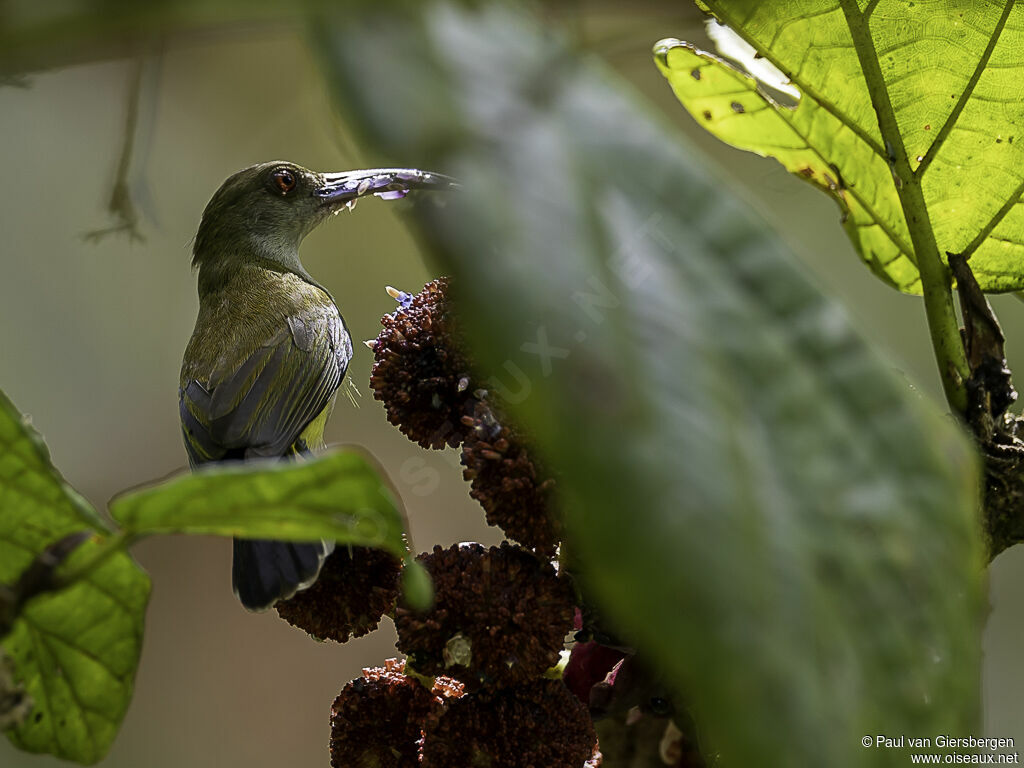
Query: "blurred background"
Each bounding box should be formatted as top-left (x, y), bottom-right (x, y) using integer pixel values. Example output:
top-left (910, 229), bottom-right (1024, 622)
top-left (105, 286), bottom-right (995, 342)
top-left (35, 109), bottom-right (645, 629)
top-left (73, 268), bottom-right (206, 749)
top-left (1, 3), bottom-right (1022, 766)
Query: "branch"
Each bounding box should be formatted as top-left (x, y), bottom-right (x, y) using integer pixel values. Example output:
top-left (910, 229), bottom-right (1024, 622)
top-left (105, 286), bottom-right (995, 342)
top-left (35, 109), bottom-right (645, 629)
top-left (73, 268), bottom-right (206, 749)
top-left (0, 531), bottom-right (92, 640)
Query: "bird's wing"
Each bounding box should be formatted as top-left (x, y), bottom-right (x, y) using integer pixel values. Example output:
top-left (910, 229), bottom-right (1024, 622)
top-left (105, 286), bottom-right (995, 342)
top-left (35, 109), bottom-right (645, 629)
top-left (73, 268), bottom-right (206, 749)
top-left (179, 305), bottom-right (352, 465)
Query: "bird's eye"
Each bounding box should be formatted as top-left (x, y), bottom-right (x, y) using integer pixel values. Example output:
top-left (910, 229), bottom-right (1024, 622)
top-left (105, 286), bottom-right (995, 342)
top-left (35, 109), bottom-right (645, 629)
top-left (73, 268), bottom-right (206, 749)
top-left (272, 168), bottom-right (297, 194)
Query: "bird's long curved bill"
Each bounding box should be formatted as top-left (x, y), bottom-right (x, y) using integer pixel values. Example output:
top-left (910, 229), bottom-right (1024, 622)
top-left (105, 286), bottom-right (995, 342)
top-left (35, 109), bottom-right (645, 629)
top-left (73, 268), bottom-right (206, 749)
top-left (315, 168), bottom-right (458, 205)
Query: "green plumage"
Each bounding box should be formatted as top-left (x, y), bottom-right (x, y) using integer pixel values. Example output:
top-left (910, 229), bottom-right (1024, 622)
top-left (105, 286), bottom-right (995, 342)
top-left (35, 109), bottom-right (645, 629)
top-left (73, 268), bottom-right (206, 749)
top-left (178, 160), bottom-right (454, 609)
top-left (180, 264), bottom-right (350, 464)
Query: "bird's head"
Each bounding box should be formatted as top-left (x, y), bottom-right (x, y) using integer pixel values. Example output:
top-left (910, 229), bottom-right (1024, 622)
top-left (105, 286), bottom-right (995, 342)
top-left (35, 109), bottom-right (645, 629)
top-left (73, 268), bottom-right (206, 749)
top-left (192, 161), bottom-right (456, 285)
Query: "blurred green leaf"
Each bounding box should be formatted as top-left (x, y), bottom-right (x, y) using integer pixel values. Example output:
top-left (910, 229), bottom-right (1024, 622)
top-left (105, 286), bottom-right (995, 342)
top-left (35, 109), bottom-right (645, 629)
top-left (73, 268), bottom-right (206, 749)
top-left (0, 390), bottom-right (150, 765)
top-left (110, 450), bottom-right (409, 558)
top-left (317, 3), bottom-right (986, 766)
top-left (0, 0), bottom-right (304, 76)
top-left (657, 1), bottom-right (1024, 294)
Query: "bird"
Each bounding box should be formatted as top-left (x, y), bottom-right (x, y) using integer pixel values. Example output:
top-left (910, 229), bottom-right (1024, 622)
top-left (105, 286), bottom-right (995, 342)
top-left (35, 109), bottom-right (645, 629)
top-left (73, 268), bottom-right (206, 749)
top-left (179, 160), bottom-right (455, 610)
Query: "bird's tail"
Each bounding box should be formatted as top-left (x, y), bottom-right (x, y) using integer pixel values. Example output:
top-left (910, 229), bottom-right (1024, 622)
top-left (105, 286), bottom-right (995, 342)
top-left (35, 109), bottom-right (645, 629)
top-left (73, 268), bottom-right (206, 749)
top-left (232, 538), bottom-right (333, 611)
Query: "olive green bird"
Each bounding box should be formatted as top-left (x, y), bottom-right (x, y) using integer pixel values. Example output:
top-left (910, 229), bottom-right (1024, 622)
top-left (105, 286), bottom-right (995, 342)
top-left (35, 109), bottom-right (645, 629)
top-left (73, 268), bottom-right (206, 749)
top-left (180, 161), bottom-right (455, 610)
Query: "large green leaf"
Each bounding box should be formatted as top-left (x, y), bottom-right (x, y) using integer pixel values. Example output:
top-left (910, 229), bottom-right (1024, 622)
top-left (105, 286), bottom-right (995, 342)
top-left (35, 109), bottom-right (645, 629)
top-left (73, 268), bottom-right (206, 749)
top-left (110, 451), bottom-right (409, 559)
top-left (654, 36), bottom-right (915, 292)
top-left (656, 1), bottom-right (1024, 294)
top-left (0, 390), bottom-right (150, 765)
top-left (316, 4), bottom-right (986, 766)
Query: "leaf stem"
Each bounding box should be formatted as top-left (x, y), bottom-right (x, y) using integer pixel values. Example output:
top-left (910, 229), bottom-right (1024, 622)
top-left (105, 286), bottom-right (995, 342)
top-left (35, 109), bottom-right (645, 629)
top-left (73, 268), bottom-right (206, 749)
top-left (840, 0), bottom-right (969, 414)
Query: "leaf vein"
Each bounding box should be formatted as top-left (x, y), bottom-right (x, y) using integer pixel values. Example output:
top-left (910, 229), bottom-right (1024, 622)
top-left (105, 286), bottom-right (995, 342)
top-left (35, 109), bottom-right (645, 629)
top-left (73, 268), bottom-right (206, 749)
top-left (961, 176), bottom-right (1024, 259)
top-left (27, 622), bottom-right (133, 685)
top-left (916, 0), bottom-right (1014, 178)
top-left (705, 3), bottom-right (888, 160)
top-left (26, 623), bottom-right (98, 760)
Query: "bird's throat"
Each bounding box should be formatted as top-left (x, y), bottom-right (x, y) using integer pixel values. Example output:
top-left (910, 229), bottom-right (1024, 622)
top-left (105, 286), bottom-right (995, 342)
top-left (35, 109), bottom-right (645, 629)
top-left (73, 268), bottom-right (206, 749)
top-left (195, 246), bottom-right (315, 299)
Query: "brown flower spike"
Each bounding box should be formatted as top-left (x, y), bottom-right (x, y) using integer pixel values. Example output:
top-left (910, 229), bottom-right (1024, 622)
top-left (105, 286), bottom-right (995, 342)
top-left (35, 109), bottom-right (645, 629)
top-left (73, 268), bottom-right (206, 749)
top-left (395, 543), bottom-right (575, 688)
top-left (461, 400), bottom-right (561, 554)
top-left (420, 678), bottom-right (597, 768)
top-left (275, 546), bottom-right (401, 642)
top-left (369, 278), bottom-right (476, 449)
top-left (330, 659), bottom-right (457, 768)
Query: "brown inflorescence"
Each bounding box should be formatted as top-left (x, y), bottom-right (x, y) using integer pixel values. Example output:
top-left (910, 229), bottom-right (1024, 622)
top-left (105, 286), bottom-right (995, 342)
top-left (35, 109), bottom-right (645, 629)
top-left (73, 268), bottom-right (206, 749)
top-left (369, 277), bottom-right (476, 449)
top-left (330, 658), bottom-right (450, 768)
top-left (275, 546), bottom-right (401, 642)
top-left (429, 674), bottom-right (466, 701)
top-left (461, 400), bottom-right (561, 554)
top-left (420, 678), bottom-right (597, 768)
top-left (394, 543), bottom-right (575, 689)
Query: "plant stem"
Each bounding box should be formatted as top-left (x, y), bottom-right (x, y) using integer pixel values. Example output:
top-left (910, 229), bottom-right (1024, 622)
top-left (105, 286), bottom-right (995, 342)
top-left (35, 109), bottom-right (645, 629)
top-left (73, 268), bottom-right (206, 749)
top-left (840, 0), bottom-right (969, 414)
top-left (50, 531), bottom-right (137, 592)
